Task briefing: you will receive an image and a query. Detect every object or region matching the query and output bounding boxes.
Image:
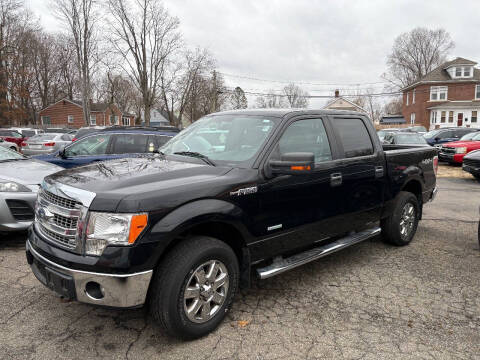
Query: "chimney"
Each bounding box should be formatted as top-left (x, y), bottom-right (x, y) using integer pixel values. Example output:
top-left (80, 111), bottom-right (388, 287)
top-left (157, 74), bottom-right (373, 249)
top-left (334, 89), bottom-right (340, 98)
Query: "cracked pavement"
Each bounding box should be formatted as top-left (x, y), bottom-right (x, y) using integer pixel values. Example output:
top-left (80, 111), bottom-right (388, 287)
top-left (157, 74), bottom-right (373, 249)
top-left (0, 177), bottom-right (479, 359)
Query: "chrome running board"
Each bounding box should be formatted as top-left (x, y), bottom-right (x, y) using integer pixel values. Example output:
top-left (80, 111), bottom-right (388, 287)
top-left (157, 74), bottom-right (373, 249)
top-left (256, 227), bottom-right (381, 279)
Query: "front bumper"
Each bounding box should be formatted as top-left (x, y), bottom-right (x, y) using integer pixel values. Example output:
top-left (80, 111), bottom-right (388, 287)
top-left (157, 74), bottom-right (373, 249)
top-left (0, 192), bottom-right (36, 231)
top-left (463, 163), bottom-right (480, 176)
top-left (26, 240), bottom-right (153, 308)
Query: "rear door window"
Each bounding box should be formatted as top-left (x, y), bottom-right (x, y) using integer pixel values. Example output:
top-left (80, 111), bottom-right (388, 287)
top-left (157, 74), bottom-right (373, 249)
top-left (333, 118), bottom-right (374, 158)
top-left (111, 134), bottom-right (148, 154)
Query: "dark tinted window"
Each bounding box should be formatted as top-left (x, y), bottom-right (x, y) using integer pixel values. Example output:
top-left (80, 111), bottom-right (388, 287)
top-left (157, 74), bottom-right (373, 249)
top-left (333, 118), bottom-right (373, 158)
top-left (112, 134), bottom-right (148, 154)
top-left (455, 129), bottom-right (474, 137)
top-left (438, 131), bottom-right (453, 139)
top-left (22, 130), bottom-right (36, 137)
top-left (277, 118), bottom-right (332, 163)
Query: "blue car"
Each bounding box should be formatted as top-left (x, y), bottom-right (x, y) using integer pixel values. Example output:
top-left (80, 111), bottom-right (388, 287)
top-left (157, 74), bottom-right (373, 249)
top-left (423, 127), bottom-right (479, 146)
top-left (33, 127), bottom-right (179, 168)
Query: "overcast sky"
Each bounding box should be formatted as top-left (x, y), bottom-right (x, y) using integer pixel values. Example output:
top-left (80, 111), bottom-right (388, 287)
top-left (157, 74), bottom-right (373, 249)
top-left (26, 0), bottom-right (480, 108)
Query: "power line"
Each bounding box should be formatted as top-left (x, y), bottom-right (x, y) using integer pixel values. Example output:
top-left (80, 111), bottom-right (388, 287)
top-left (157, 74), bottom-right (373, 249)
top-left (218, 72), bottom-right (389, 87)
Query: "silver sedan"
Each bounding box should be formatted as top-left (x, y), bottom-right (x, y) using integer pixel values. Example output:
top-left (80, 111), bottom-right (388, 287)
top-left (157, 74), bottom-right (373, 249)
top-left (0, 147), bottom-right (62, 232)
top-left (22, 133), bottom-right (73, 156)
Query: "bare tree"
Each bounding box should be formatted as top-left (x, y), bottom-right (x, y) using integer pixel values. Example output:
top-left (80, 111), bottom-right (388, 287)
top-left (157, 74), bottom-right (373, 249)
top-left (384, 27), bottom-right (454, 89)
top-left (383, 97), bottom-right (403, 115)
top-left (54, 0), bottom-right (98, 125)
top-left (229, 86), bottom-right (247, 109)
top-left (160, 47), bottom-right (214, 126)
top-left (283, 83), bottom-right (308, 108)
top-left (107, 0), bottom-right (181, 126)
top-left (255, 90), bottom-right (286, 109)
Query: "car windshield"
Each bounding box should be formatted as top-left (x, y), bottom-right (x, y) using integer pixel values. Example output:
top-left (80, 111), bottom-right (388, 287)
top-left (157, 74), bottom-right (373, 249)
top-left (29, 134), bottom-right (57, 141)
top-left (395, 134), bottom-right (427, 144)
top-left (161, 115), bottom-right (278, 164)
top-left (0, 146), bottom-right (26, 161)
top-left (459, 132), bottom-right (478, 141)
top-left (423, 129), bottom-right (442, 138)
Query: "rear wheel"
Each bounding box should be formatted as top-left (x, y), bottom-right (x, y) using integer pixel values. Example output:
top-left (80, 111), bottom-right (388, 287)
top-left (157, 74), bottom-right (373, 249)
top-left (381, 191), bottom-right (419, 246)
top-left (150, 236), bottom-right (239, 339)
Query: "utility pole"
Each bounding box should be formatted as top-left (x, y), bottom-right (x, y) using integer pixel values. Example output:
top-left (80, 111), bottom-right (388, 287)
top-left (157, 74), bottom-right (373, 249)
top-left (212, 70), bottom-right (217, 113)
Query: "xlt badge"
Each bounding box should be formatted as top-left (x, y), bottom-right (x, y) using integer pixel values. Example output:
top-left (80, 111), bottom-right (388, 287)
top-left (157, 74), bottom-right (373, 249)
top-left (230, 186), bottom-right (258, 197)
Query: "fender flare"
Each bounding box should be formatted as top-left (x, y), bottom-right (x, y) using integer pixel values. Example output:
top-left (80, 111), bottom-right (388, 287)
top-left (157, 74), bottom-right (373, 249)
top-left (150, 198), bottom-right (251, 240)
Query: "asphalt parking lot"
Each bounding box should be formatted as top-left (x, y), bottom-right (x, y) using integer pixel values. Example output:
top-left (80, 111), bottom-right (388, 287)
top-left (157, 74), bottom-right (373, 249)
top-left (1, 177), bottom-right (479, 360)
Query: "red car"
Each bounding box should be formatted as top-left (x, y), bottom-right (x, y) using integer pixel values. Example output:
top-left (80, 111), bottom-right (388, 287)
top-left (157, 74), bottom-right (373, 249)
top-left (0, 129), bottom-right (26, 147)
top-left (438, 131), bottom-right (480, 164)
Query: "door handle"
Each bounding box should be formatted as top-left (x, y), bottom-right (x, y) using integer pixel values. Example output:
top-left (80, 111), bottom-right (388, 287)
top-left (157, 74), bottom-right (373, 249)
top-left (375, 166), bottom-right (384, 178)
top-left (330, 172), bottom-right (342, 187)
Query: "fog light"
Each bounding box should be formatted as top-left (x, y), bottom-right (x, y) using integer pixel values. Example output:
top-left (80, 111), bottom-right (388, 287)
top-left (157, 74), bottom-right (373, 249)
top-left (85, 281), bottom-right (104, 300)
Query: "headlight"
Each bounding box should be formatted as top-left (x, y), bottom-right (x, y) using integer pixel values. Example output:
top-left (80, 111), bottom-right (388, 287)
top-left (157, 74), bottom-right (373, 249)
top-left (85, 212), bottom-right (148, 256)
top-left (0, 180), bottom-right (31, 192)
top-left (455, 147), bottom-right (467, 154)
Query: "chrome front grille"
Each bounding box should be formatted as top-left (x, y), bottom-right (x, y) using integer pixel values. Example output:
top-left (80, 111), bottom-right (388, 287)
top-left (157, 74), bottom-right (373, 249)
top-left (35, 189), bottom-right (82, 252)
top-left (441, 146), bottom-right (456, 154)
top-left (41, 189), bottom-right (79, 209)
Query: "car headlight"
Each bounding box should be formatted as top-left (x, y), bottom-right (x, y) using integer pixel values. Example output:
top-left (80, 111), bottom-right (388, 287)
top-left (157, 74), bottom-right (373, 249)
top-left (0, 180), bottom-right (32, 192)
top-left (85, 212), bottom-right (148, 256)
top-left (455, 147), bottom-right (467, 154)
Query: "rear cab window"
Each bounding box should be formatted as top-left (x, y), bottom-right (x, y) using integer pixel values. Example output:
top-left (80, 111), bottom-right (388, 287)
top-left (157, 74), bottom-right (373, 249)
top-left (332, 118), bottom-right (374, 158)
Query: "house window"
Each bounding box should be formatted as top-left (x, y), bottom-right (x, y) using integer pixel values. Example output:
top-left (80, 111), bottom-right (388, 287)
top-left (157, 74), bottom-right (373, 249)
top-left (412, 89), bottom-right (415, 104)
top-left (122, 117), bottom-right (130, 126)
top-left (463, 67), bottom-right (471, 77)
top-left (455, 67), bottom-right (462, 77)
top-left (430, 86), bottom-right (447, 101)
top-left (41, 116), bottom-right (51, 125)
top-left (448, 111), bottom-right (454, 123)
top-left (430, 111), bottom-right (437, 124)
top-left (410, 113), bottom-right (415, 124)
top-left (476, 85), bottom-right (480, 100)
top-left (472, 111), bottom-right (478, 123)
top-left (406, 92), bottom-right (409, 106)
top-left (90, 114), bottom-right (96, 125)
top-left (67, 115), bottom-right (74, 124)
top-left (440, 111), bottom-right (446, 123)
top-left (108, 115), bottom-right (119, 125)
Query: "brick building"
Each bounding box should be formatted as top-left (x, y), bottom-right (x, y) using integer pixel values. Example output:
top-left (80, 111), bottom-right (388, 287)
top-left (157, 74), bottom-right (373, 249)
top-left (402, 57), bottom-right (480, 130)
top-left (38, 98), bottom-right (136, 128)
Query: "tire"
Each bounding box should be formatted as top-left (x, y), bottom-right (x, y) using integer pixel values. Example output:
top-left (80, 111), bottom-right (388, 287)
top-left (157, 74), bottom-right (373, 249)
top-left (150, 236), bottom-right (239, 339)
top-left (381, 191), bottom-right (419, 246)
top-left (473, 174), bottom-right (480, 182)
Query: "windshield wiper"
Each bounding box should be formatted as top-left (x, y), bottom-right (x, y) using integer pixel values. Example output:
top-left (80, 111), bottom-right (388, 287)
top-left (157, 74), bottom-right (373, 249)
top-left (173, 151), bottom-right (216, 166)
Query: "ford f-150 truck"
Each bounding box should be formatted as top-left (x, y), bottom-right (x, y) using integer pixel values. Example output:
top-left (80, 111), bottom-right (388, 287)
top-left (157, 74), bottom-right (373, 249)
top-left (26, 109), bottom-right (438, 339)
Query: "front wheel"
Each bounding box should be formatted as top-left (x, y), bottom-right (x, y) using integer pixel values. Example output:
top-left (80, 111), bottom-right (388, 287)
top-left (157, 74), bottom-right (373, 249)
top-left (381, 191), bottom-right (420, 246)
top-left (150, 236), bottom-right (239, 339)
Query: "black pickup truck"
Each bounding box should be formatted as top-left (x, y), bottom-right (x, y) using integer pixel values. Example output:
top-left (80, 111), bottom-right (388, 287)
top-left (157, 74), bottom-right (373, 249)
top-left (27, 109), bottom-right (438, 339)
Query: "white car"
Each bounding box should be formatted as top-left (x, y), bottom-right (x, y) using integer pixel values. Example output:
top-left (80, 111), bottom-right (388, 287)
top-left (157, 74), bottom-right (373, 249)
top-left (0, 138), bottom-right (19, 152)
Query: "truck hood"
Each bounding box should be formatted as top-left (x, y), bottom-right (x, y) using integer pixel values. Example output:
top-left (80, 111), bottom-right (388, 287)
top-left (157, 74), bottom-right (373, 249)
top-left (47, 155), bottom-right (234, 211)
top-left (442, 140), bottom-right (480, 148)
top-left (0, 159), bottom-right (62, 187)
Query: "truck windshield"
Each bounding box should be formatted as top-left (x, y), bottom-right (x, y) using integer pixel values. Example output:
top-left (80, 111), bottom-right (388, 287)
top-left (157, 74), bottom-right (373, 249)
top-left (161, 115), bottom-right (278, 164)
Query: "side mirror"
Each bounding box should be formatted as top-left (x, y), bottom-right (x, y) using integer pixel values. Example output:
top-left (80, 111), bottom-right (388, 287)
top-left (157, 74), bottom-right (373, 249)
top-left (434, 137), bottom-right (440, 141)
top-left (269, 152), bottom-right (314, 175)
top-left (58, 146), bottom-right (67, 158)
